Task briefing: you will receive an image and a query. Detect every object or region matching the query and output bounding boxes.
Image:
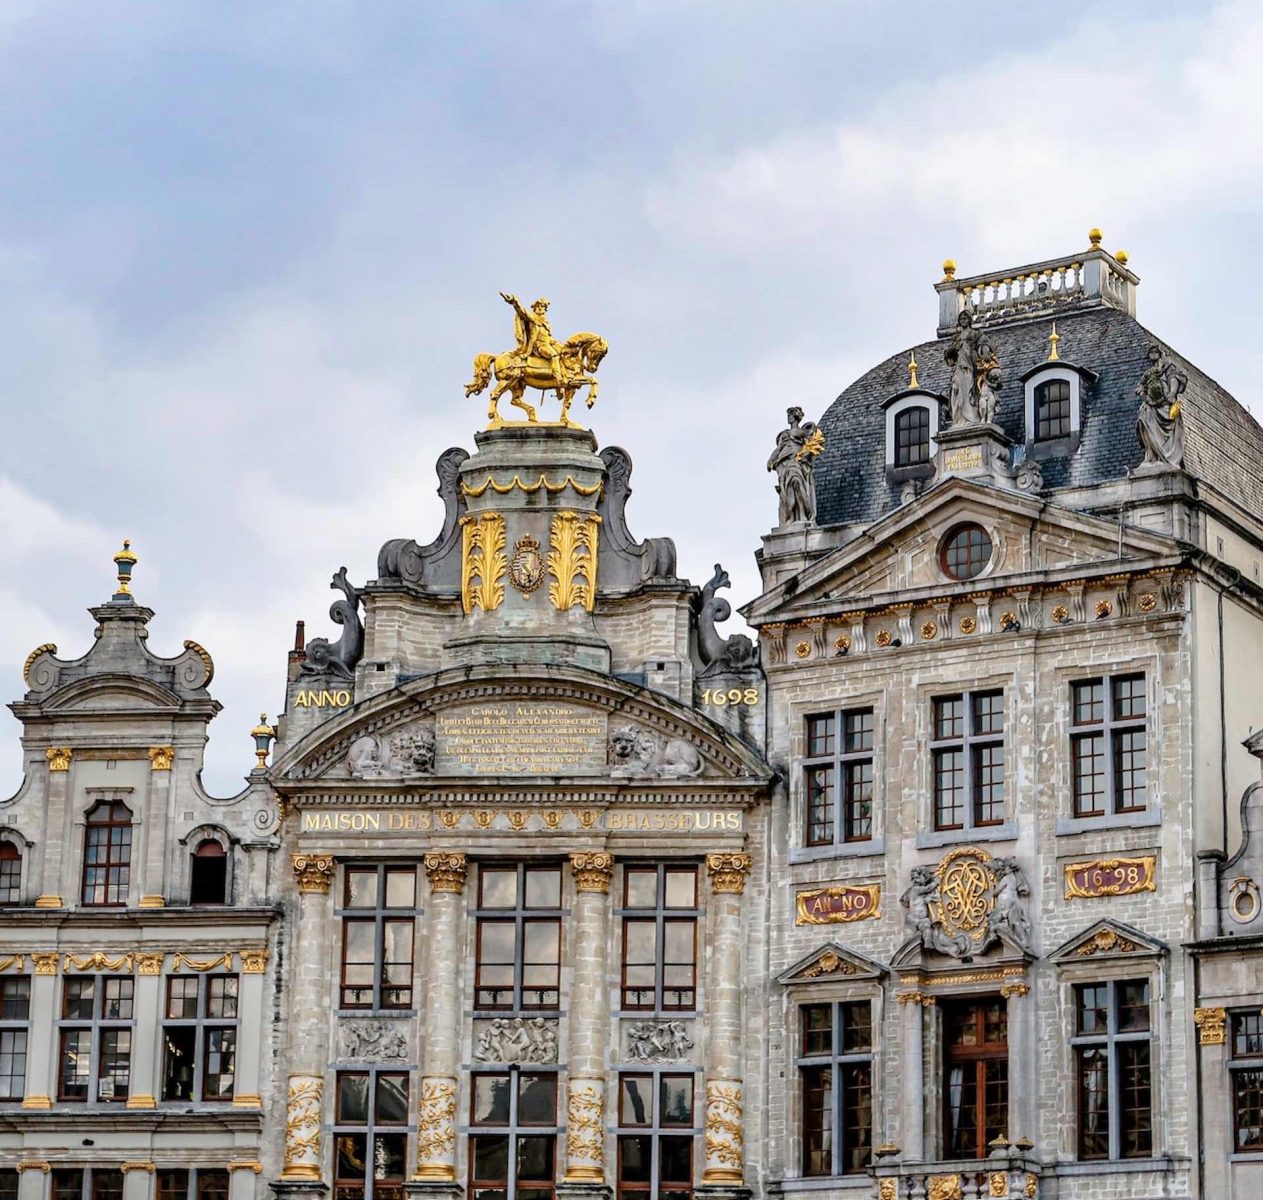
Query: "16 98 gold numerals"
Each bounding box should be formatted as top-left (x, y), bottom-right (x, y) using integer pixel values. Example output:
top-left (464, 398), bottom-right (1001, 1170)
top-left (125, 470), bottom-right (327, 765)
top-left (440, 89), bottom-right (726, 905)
top-left (700, 688), bottom-right (760, 706)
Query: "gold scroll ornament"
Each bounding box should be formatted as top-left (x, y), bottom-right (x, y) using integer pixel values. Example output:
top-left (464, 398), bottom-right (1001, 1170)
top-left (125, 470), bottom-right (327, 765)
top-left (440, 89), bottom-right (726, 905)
top-left (415, 1077), bottom-right (458, 1180)
top-left (1063, 856), bottom-right (1156, 900)
top-left (933, 847), bottom-right (995, 947)
top-left (702, 1080), bottom-right (744, 1182)
top-left (460, 512), bottom-right (507, 614)
top-left (548, 511), bottom-right (601, 612)
top-left (796, 884), bottom-right (881, 925)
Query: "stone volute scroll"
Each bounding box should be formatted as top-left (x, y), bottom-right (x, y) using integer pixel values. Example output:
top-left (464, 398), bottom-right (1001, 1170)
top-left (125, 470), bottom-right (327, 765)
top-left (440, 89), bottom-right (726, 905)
top-left (596, 446), bottom-right (679, 587)
top-left (767, 406), bottom-right (825, 527)
top-left (299, 568), bottom-right (364, 681)
top-left (376, 447), bottom-right (470, 589)
top-left (697, 565), bottom-right (759, 676)
top-left (1135, 343), bottom-right (1187, 469)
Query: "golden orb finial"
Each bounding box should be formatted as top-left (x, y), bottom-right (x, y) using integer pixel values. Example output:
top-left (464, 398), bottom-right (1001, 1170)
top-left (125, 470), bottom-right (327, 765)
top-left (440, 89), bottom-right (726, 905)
top-left (908, 351), bottom-right (920, 390)
top-left (1115, 249), bottom-right (1129, 265)
top-left (112, 539), bottom-right (138, 597)
top-left (942, 259), bottom-right (957, 281)
top-left (1088, 227), bottom-right (1103, 250)
top-left (1048, 322), bottom-right (1061, 362)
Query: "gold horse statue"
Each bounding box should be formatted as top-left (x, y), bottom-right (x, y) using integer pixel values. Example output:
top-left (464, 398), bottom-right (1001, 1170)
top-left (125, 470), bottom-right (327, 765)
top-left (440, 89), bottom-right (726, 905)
top-left (465, 292), bottom-right (609, 428)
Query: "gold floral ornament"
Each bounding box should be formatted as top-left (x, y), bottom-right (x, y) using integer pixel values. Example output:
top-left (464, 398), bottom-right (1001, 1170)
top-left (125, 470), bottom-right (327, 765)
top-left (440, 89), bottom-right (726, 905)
top-left (1094, 598), bottom-right (1113, 619)
top-left (1138, 592), bottom-right (1158, 613)
top-left (800, 950), bottom-right (858, 978)
top-left (920, 620), bottom-right (938, 640)
top-left (706, 853), bottom-right (753, 895)
top-left (460, 513), bottom-right (507, 614)
top-left (564, 1083), bottom-right (605, 1181)
top-left (281, 1075), bottom-right (324, 1180)
top-left (1051, 604), bottom-right (1071, 624)
top-left (508, 534), bottom-right (545, 595)
top-left (928, 1176), bottom-right (963, 1200)
top-left (834, 634), bottom-right (851, 653)
top-left (875, 629), bottom-right (892, 647)
top-left (291, 853), bottom-right (336, 895)
top-left (423, 852), bottom-right (468, 894)
top-left (548, 511), bottom-right (601, 612)
top-left (702, 1081), bottom-right (745, 1182)
top-left (414, 1077), bottom-right (458, 1180)
top-left (570, 852), bottom-right (613, 894)
top-left (795, 641), bottom-right (811, 659)
top-left (959, 616), bottom-right (977, 635)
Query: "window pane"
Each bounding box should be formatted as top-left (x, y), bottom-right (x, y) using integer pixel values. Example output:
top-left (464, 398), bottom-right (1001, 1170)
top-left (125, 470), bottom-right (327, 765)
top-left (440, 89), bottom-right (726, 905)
top-left (840, 1062), bottom-right (872, 1174)
top-left (1234, 1067), bottom-right (1263, 1151)
top-left (0, 1029), bottom-right (28, 1099)
top-left (661, 1075), bottom-right (693, 1125)
top-left (196, 1173), bottom-right (228, 1200)
top-left (167, 977), bottom-right (198, 1020)
top-left (473, 1074), bottom-right (511, 1125)
top-left (377, 1073), bottom-right (409, 1124)
top-left (1076, 985), bottom-right (1109, 1036)
top-left (802, 1064), bottom-right (832, 1176)
top-left (663, 869), bottom-right (696, 909)
top-left (480, 869), bottom-right (517, 908)
top-left (338, 1073), bottom-right (370, 1123)
top-left (0, 977), bottom-right (29, 1021)
top-left (472, 1135), bottom-right (509, 1182)
top-left (524, 868), bottom-right (561, 909)
top-left (103, 978), bottom-right (133, 1020)
top-left (157, 1170), bottom-right (188, 1200)
top-left (624, 870), bottom-right (658, 908)
top-left (659, 1137), bottom-right (692, 1184)
top-left (518, 1073), bottom-right (557, 1125)
top-left (59, 1031), bottom-right (91, 1099)
top-left (618, 1136), bottom-right (651, 1183)
top-left (384, 868), bottom-right (416, 908)
top-left (844, 708), bottom-right (874, 753)
top-left (620, 1075), bottom-right (652, 1126)
top-left (203, 1027), bottom-right (236, 1099)
top-left (374, 1133), bottom-right (407, 1181)
top-left (207, 976), bottom-right (238, 1020)
top-left (93, 1172), bottom-right (124, 1200)
top-left (523, 921), bottom-right (561, 1008)
top-left (841, 1002), bottom-right (872, 1053)
top-left (64, 978), bottom-right (95, 1020)
top-left (516, 1136), bottom-right (554, 1182)
top-left (52, 1172), bottom-right (84, 1200)
top-left (162, 1026), bottom-right (196, 1101)
top-left (806, 714), bottom-right (835, 758)
top-left (802, 1004), bottom-right (832, 1056)
top-left (97, 1029), bottom-right (130, 1100)
top-left (1113, 674), bottom-right (1146, 720)
top-left (1117, 981), bottom-right (1150, 1032)
top-left (843, 760), bottom-right (873, 842)
top-left (895, 406), bottom-right (930, 466)
top-left (1073, 734), bottom-right (1107, 817)
top-left (1234, 1012), bottom-right (1263, 1058)
top-left (477, 922), bottom-right (516, 1009)
top-left (1119, 1042), bottom-right (1152, 1157)
top-left (1078, 1048), bottom-right (1110, 1159)
top-left (945, 1063), bottom-right (978, 1158)
top-left (346, 869), bottom-right (379, 909)
top-left (942, 525), bottom-right (992, 581)
top-left (1073, 680), bottom-right (1105, 725)
top-left (342, 921), bottom-right (377, 1008)
top-left (934, 696), bottom-right (964, 740)
top-left (934, 748), bottom-right (966, 829)
top-left (1035, 379), bottom-right (1071, 440)
top-left (382, 920), bottom-right (415, 1008)
top-left (1115, 730), bottom-right (1147, 812)
top-left (337, 1133), bottom-right (369, 1180)
top-left (805, 766), bottom-right (835, 847)
top-left (973, 743), bottom-right (1005, 826)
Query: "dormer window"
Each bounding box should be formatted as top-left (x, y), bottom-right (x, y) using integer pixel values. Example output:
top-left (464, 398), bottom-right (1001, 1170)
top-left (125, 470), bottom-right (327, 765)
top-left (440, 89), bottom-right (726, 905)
top-left (884, 391), bottom-right (943, 476)
top-left (1022, 362), bottom-right (1094, 457)
top-left (1035, 379), bottom-right (1072, 440)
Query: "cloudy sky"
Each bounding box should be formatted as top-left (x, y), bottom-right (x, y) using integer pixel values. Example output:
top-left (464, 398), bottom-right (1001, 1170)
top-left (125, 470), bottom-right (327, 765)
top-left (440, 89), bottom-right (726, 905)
top-left (1, 0), bottom-right (1259, 794)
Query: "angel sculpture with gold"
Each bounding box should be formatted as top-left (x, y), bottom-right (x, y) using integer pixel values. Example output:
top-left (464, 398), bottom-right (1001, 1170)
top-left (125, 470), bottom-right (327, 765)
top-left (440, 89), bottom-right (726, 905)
top-left (465, 293), bottom-right (609, 429)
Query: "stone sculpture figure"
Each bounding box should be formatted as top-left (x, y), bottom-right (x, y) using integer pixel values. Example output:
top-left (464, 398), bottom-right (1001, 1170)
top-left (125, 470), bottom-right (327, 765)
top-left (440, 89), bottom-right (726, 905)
top-left (977, 364), bottom-right (1002, 425)
top-left (475, 1017), bottom-right (558, 1064)
top-left (627, 1019), bottom-right (695, 1063)
top-left (767, 407), bottom-right (825, 526)
top-left (697, 565), bottom-right (759, 675)
top-left (341, 1020), bottom-right (409, 1061)
top-left (346, 724), bottom-right (436, 779)
top-left (900, 865), bottom-right (970, 957)
top-left (987, 857), bottom-right (1033, 949)
top-left (945, 311), bottom-right (982, 425)
top-left (608, 725), bottom-right (704, 778)
top-left (301, 568), bottom-right (364, 680)
top-left (1135, 344), bottom-right (1187, 468)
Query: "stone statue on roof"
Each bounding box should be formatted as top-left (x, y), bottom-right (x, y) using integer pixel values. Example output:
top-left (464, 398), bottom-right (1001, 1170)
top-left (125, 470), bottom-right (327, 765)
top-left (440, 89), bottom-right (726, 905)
top-left (767, 406), bottom-right (825, 526)
top-left (944, 311), bottom-right (1001, 427)
top-left (1135, 344), bottom-right (1187, 469)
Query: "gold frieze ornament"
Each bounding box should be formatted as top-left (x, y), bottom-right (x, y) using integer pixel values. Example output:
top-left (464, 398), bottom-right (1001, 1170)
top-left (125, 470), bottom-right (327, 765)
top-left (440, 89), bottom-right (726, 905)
top-left (702, 1080), bottom-right (745, 1183)
top-left (424, 852), bottom-right (469, 894)
top-left (136, 953), bottom-right (165, 976)
top-left (172, 953), bottom-right (234, 973)
top-left (31, 952), bottom-right (58, 976)
top-left (463, 473), bottom-right (603, 498)
top-left (707, 853), bottom-right (753, 895)
top-left (148, 745), bottom-right (174, 771)
top-left (465, 292), bottom-right (608, 429)
top-left (291, 853), bottom-right (336, 895)
top-left (0, 956), bottom-right (22, 973)
top-left (460, 512), bottom-right (508, 614)
top-left (1194, 1007), bottom-right (1227, 1046)
top-left (1073, 928), bottom-right (1139, 956)
top-left (570, 852), bottom-right (614, 894)
top-left (240, 948), bottom-right (270, 974)
top-left (64, 952), bottom-right (133, 973)
top-left (548, 511), bottom-right (602, 612)
top-left (801, 950), bottom-right (857, 979)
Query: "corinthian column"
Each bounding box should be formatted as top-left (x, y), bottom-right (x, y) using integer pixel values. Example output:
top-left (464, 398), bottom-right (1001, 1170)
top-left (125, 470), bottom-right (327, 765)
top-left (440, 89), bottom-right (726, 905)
top-left (701, 853), bottom-right (752, 1188)
top-left (1002, 979), bottom-right (1033, 1148)
top-left (414, 853), bottom-right (468, 1185)
top-left (563, 852), bottom-right (614, 1190)
top-left (895, 990), bottom-right (928, 1162)
top-left (280, 853), bottom-right (336, 1186)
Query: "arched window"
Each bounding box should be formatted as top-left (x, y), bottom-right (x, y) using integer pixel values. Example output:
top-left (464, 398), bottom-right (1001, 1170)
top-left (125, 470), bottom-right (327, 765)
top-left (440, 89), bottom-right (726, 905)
top-left (190, 839), bottom-right (228, 906)
top-left (81, 801), bottom-right (132, 907)
top-left (940, 523), bottom-right (993, 581)
top-left (1035, 379), bottom-right (1072, 440)
top-left (894, 406), bottom-right (931, 466)
top-left (0, 841), bottom-right (20, 904)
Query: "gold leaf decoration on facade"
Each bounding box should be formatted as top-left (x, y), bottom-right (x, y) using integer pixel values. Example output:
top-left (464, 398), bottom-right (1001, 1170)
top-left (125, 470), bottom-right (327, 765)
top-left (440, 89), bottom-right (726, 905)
top-left (565, 1083), bottom-right (605, 1178)
top-left (0, 956), bottom-right (24, 973)
top-left (22, 644), bottom-right (57, 686)
top-left (542, 810), bottom-right (562, 829)
top-left (240, 948), bottom-right (269, 974)
top-left (462, 473), bottom-right (603, 498)
top-left (928, 1175), bottom-right (963, 1200)
top-left (182, 640), bottom-right (215, 686)
top-left (416, 1077), bottom-right (458, 1177)
top-left (875, 629), bottom-right (892, 647)
top-left (800, 950), bottom-right (858, 979)
top-left (460, 512), bottom-right (508, 614)
top-left (136, 953), bottom-right (165, 976)
top-left (547, 511), bottom-right (601, 612)
top-left (504, 810), bottom-right (528, 831)
top-left (706, 853), bottom-right (753, 895)
top-left (796, 884), bottom-right (881, 926)
top-left (64, 952), bottom-right (134, 973)
top-left (31, 953), bottom-right (58, 976)
top-left (291, 853), bottom-right (336, 895)
top-left (282, 1076), bottom-right (323, 1180)
top-left (1094, 599), bottom-right (1113, 618)
top-left (989, 1173), bottom-right (1009, 1198)
top-left (834, 634), bottom-right (851, 652)
top-left (959, 616), bottom-right (977, 635)
top-left (1024, 1174), bottom-right (1037, 1198)
top-left (703, 1081), bottom-right (745, 1179)
top-left (933, 847), bottom-right (996, 946)
top-left (570, 851), bottom-right (614, 893)
top-left (45, 747), bottom-right (72, 772)
top-left (1194, 1007), bottom-right (1227, 1045)
top-left (439, 810), bottom-right (461, 829)
top-left (171, 953), bottom-right (234, 973)
top-left (148, 746), bottom-right (174, 771)
top-left (1063, 856), bottom-right (1156, 901)
top-left (795, 641), bottom-right (811, 659)
top-left (1051, 604), bottom-right (1070, 624)
top-left (879, 1181), bottom-right (897, 1200)
top-left (423, 852), bottom-right (468, 894)
top-left (920, 620), bottom-right (938, 640)
top-left (1138, 592), bottom-right (1158, 613)
top-left (1072, 928), bottom-right (1139, 956)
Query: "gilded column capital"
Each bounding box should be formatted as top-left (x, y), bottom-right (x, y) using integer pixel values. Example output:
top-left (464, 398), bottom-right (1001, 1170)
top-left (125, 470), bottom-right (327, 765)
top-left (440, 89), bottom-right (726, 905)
top-left (706, 852), bottom-right (753, 894)
top-left (896, 990), bottom-right (925, 1005)
top-left (46, 747), bottom-right (72, 772)
top-left (1194, 1006), bottom-right (1227, 1045)
top-left (148, 746), bottom-right (174, 771)
top-left (16, 1162), bottom-right (51, 1174)
top-left (570, 851), bottom-right (613, 893)
top-left (999, 982), bottom-right (1030, 999)
top-left (136, 953), bottom-right (165, 976)
top-left (31, 952), bottom-right (59, 976)
top-left (121, 1163), bottom-right (156, 1175)
top-left (424, 852), bottom-right (468, 894)
top-left (240, 947), bottom-right (270, 974)
top-left (226, 1162), bottom-right (263, 1174)
top-left (291, 853), bottom-right (336, 895)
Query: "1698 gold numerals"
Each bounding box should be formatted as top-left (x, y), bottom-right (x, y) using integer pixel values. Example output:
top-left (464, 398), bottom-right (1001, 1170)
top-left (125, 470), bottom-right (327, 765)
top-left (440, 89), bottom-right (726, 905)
top-left (700, 688), bottom-right (760, 706)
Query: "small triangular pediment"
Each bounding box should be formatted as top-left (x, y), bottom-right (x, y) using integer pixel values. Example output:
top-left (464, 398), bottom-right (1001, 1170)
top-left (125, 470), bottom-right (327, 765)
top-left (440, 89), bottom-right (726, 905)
top-left (747, 477), bottom-right (1180, 625)
top-left (778, 943), bottom-right (886, 985)
top-left (1048, 919), bottom-right (1167, 964)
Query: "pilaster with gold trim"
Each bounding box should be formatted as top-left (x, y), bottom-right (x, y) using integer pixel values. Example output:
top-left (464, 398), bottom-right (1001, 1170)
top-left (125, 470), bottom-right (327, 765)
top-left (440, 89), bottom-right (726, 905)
top-left (21, 957), bottom-right (59, 1110)
top-left (1002, 979), bottom-right (1032, 1150)
top-left (235, 947), bottom-right (270, 1109)
top-left (896, 990), bottom-right (929, 1162)
top-left (16, 1163), bottom-right (49, 1200)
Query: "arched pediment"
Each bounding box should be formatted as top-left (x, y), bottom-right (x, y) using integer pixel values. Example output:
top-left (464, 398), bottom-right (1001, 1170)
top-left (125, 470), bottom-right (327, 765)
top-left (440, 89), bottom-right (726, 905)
top-left (273, 662), bottom-right (772, 790)
top-left (41, 674), bottom-right (183, 712)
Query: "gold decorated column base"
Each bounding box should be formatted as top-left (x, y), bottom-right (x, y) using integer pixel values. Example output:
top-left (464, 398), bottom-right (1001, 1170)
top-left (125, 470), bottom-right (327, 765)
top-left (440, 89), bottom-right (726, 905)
top-left (280, 1074), bottom-right (324, 1182)
top-left (700, 1078), bottom-right (744, 1184)
top-left (562, 1077), bottom-right (606, 1183)
top-left (413, 1075), bottom-right (459, 1182)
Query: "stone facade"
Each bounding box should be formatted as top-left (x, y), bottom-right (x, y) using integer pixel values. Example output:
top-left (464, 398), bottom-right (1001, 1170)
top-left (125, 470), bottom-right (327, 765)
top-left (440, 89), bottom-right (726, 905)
top-left (3, 237), bottom-right (1263, 1200)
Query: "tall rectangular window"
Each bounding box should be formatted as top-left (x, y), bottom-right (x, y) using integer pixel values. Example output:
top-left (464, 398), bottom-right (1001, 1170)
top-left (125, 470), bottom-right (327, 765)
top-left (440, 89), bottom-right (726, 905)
top-left (470, 1068), bottom-right (558, 1200)
top-left (0, 843), bottom-right (20, 904)
top-left (1072, 979), bottom-right (1152, 1159)
top-left (621, 865), bottom-right (699, 1012)
top-left (335, 1069), bottom-right (411, 1200)
top-left (617, 1071), bottom-right (697, 1200)
top-left (58, 976), bottom-right (133, 1102)
top-left (796, 1001), bottom-right (873, 1176)
top-left (161, 973), bottom-right (239, 1101)
top-left (81, 801), bottom-right (132, 907)
top-left (340, 865), bottom-right (418, 1010)
top-left (803, 709), bottom-right (875, 848)
top-left (1232, 1010), bottom-right (1263, 1152)
top-left (476, 865), bottom-right (562, 1012)
top-left (1072, 674), bottom-right (1147, 817)
top-left (932, 691), bottom-right (1005, 831)
top-left (0, 975), bottom-right (30, 1102)
top-left (943, 999), bottom-right (1007, 1160)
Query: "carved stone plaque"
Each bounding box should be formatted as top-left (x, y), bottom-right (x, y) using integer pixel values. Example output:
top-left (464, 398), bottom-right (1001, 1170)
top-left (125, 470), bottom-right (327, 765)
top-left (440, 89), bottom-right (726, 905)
top-left (1063, 856), bottom-right (1156, 900)
top-left (435, 702), bottom-right (607, 775)
top-left (795, 884), bottom-right (881, 925)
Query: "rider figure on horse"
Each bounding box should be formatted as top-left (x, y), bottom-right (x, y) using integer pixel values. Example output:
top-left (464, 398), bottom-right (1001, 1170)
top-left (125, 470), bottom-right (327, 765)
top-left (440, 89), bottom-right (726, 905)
top-left (501, 292), bottom-right (565, 396)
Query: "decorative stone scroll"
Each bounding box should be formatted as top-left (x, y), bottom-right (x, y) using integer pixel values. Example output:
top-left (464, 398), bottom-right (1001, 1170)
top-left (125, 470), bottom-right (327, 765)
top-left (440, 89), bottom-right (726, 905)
top-left (1063, 856), bottom-right (1156, 900)
top-left (707, 853), bottom-right (753, 895)
top-left (423, 852), bottom-right (468, 894)
top-left (796, 884), bottom-right (881, 925)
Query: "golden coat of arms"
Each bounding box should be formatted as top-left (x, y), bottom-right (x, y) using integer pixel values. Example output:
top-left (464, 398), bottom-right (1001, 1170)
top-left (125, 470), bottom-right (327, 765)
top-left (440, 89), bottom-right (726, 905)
top-left (508, 535), bottom-right (545, 595)
top-left (465, 293), bottom-right (608, 430)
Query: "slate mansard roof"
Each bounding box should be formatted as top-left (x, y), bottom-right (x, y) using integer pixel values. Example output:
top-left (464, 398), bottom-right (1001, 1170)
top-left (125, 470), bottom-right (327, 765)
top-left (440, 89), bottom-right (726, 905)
top-left (813, 261), bottom-right (1263, 528)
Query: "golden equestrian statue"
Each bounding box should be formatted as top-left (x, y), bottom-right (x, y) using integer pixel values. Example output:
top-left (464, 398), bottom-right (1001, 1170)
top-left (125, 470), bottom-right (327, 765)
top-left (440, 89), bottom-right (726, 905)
top-left (465, 293), bottom-right (608, 429)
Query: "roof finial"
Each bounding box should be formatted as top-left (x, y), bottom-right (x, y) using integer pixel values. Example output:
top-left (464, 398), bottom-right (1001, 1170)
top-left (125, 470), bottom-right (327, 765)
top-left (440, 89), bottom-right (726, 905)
top-left (908, 351), bottom-right (920, 390)
top-left (1088, 227), bottom-right (1103, 251)
top-left (942, 259), bottom-right (957, 282)
top-left (1048, 322), bottom-right (1061, 362)
top-left (1115, 249), bottom-right (1129, 266)
top-left (251, 713), bottom-right (276, 771)
top-left (113, 539), bottom-right (138, 599)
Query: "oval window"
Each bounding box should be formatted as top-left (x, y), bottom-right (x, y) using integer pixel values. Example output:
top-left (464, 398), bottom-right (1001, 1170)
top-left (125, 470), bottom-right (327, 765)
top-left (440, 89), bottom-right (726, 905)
top-left (940, 523), bottom-right (993, 581)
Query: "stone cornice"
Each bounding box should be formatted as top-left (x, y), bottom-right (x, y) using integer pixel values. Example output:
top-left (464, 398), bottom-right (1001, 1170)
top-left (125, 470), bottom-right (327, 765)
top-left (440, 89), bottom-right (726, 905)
top-left (0, 905), bottom-right (282, 931)
top-left (275, 783), bottom-right (765, 804)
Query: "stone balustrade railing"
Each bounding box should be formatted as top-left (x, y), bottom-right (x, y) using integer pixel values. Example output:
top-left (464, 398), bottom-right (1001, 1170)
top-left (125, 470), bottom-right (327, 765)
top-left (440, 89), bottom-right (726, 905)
top-left (872, 1152), bottom-right (1041, 1200)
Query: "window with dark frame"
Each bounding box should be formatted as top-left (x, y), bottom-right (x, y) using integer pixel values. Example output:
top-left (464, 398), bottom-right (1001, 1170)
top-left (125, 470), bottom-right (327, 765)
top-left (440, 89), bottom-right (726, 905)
top-left (1035, 379), bottom-right (1072, 440)
top-left (58, 975), bottom-right (133, 1102)
top-left (1232, 1010), bottom-right (1263, 1152)
top-left (939, 524), bottom-right (993, 581)
top-left (931, 691), bottom-right (1005, 831)
top-left (0, 975), bottom-right (30, 1102)
top-left (52, 1169), bottom-right (127, 1200)
top-left (943, 998), bottom-right (1008, 1160)
top-left (335, 1069), bottom-right (412, 1200)
top-left (621, 865), bottom-right (699, 1012)
top-left (894, 407), bottom-right (931, 467)
top-left (81, 800), bottom-right (132, 907)
top-left (1072, 979), bottom-right (1152, 1160)
top-left (0, 1169), bottom-right (16, 1200)
top-left (1071, 674), bottom-right (1148, 818)
top-left (156, 1170), bottom-right (230, 1200)
top-left (804, 710), bottom-right (875, 848)
top-left (474, 864), bottom-right (563, 1012)
top-left (340, 865), bottom-right (418, 1010)
top-left (797, 1001), bottom-right (873, 1176)
top-left (469, 1067), bottom-right (559, 1200)
top-left (189, 840), bottom-right (228, 906)
top-left (617, 1070), bottom-right (697, 1200)
top-left (0, 842), bottom-right (20, 904)
top-left (161, 973), bottom-right (239, 1102)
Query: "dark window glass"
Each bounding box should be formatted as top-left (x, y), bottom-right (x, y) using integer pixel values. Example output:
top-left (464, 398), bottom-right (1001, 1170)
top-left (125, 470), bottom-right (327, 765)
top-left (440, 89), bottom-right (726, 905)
top-left (0, 1170), bottom-right (18, 1200)
top-left (190, 840), bottom-right (227, 905)
top-left (81, 801), bottom-right (132, 907)
top-left (157, 1171), bottom-right (188, 1200)
top-left (895, 406), bottom-right (931, 466)
top-left (802, 1065), bottom-right (832, 1177)
top-left (0, 976), bottom-right (30, 1020)
top-left (943, 1000), bottom-right (1008, 1160)
top-left (1234, 1067), bottom-right (1263, 1152)
top-left (622, 866), bottom-right (698, 1012)
top-left (802, 1005), bottom-right (831, 1057)
top-left (341, 865), bottom-right (417, 1010)
top-left (93, 1173), bottom-right (123, 1200)
top-left (0, 1027), bottom-right (27, 1100)
top-left (336, 1071), bottom-right (413, 1200)
top-left (1072, 675), bottom-right (1147, 817)
top-left (1073, 979), bottom-right (1152, 1160)
top-left (940, 524), bottom-right (992, 581)
top-left (52, 1171), bottom-right (84, 1200)
top-left (1072, 734), bottom-right (1107, 817)
top-left (162, 1026), bottom-right (196, 1100)
top-left (1234, 1011), bottom-right (1263, 1058)
top-left (934, 748), bottom-right (966, 830)
top-left (804, 708), bottom-right (876, 848)
top-left (0, 842), bottom-right (20, 904)
top-left (161, 973), bottom-right (238, 1102)
top-left (1035, 378), bottom-right (1071, 440)
top-left (476, 865), bottom-right (562, 1012)
top-left (798, 1001), bottom-right (873, 1177)
top-left (805, 768), bottom-right (834, 848)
